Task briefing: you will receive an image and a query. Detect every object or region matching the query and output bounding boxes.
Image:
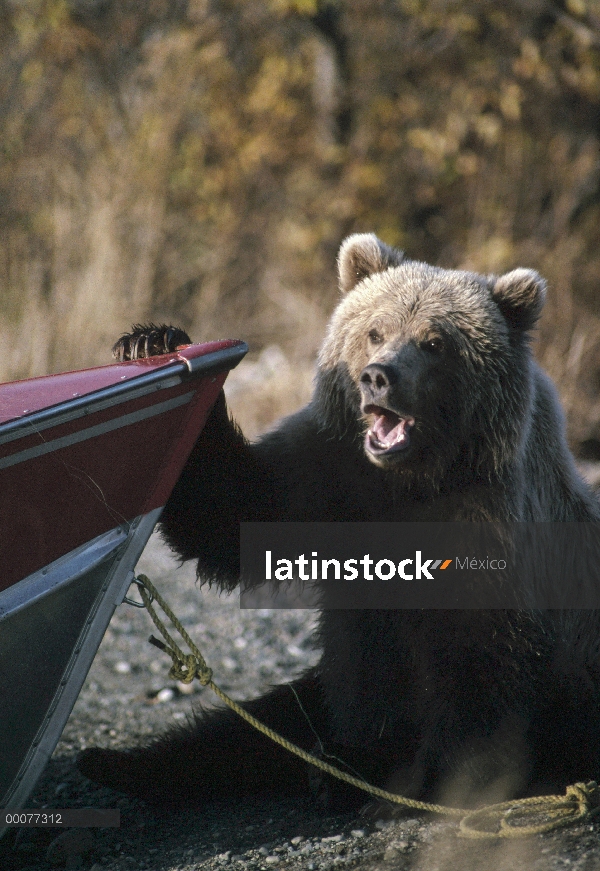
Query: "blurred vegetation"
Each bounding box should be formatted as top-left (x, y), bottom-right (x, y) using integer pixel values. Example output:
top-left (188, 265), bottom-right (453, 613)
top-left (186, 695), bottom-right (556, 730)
top-left (1, 0), bottom-right (600, 450)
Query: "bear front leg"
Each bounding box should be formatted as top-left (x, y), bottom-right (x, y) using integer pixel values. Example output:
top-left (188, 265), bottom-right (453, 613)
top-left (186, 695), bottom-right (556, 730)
top-left (159, 390), bottom-right (282, 589)
top-left (111, 324), bottom-right (282, 588)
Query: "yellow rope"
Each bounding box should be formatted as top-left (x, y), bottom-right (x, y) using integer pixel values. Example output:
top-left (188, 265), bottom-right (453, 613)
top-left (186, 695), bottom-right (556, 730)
top-left (132, 574), bottom-right (600, 839)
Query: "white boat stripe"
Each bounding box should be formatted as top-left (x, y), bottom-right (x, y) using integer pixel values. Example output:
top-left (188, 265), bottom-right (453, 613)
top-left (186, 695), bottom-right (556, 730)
top-left (0, 372), bottom-right (184, 447)
top-left (0, 392), bottom-right (193, 470)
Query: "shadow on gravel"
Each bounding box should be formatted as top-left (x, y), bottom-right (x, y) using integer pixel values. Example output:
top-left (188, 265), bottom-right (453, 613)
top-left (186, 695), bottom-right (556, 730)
top-left (3, 755), bottom-right (359, 871)
top-left (5, 753), bottom-right (600, 871)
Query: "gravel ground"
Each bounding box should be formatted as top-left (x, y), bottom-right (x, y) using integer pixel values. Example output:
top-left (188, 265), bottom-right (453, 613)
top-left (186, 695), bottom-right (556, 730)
top-left (3, 535), bottom-right (600, 871)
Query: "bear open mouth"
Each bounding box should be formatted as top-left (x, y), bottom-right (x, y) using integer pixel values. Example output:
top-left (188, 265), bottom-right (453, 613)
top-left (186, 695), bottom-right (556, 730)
top-left (363, 405), bottom-right (415, 456)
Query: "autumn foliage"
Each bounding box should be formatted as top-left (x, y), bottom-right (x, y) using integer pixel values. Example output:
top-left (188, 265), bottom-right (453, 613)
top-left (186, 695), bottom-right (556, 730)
top-left (1, 0), bottom-right (600, 450)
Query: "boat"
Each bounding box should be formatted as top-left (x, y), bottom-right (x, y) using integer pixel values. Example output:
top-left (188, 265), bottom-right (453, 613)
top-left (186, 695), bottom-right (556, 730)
top-left (0, 339), bottom-right (247, 831)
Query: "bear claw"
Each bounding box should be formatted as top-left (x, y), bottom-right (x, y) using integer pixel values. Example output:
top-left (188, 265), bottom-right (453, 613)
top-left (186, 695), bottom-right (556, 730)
top-left (113, 324), bottom-right (192, 361)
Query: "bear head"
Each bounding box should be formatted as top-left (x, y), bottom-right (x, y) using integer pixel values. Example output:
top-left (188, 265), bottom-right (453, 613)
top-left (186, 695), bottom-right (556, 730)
top-left (314, 233), bottom-right (547, 489)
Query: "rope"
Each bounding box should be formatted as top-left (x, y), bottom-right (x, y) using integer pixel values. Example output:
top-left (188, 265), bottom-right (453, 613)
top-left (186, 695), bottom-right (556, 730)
top-left (458, 782), bottom-right (600, 838)
top-left (130, 574), bottom-right (600, 838)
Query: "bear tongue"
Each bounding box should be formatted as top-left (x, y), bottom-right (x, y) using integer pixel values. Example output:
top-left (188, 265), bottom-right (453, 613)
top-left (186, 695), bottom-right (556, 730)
top-left (371, 411), bottom-right (413, 449)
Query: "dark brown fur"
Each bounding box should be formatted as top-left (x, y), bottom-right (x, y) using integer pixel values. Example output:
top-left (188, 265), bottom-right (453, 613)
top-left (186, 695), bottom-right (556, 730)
top-left (78, 235), bottom-right (600, 810)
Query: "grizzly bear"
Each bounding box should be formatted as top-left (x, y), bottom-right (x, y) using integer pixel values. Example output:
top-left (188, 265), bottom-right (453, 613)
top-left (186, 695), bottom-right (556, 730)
top-left (78, 234), bottom-right (600, 809)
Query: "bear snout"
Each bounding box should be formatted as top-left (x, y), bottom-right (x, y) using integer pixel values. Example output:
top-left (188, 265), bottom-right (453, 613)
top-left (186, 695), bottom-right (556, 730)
top-left (359, 362), bottom-right (415, 419)
top-left (360, 362), bottom-right (396, 401)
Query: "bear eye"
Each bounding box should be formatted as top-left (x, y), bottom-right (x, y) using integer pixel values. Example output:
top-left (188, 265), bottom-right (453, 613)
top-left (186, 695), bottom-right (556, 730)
top-left (368, 329), bottom-right (383, 345)
top-left (422, 336), bottom-right (444, 354)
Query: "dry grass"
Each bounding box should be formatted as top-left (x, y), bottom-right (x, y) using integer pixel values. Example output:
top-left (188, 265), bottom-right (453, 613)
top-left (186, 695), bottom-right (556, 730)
top-left (224, 345), bottom-right (315, 441)
top-left (2, 1), bottom-right (600, 454)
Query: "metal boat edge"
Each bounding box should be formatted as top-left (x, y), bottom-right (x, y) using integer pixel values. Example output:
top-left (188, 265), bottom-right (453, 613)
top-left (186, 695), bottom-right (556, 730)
top-left (0, 510), bottom-right (161, 830)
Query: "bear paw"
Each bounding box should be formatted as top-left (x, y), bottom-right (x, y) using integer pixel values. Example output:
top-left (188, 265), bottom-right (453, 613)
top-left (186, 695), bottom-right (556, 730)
top-left (77, 748), bottom-right (145, 796)
top-left (76, 747), bottom-right (181, 803)
top-left (112, 324), bottom-right (192, 361)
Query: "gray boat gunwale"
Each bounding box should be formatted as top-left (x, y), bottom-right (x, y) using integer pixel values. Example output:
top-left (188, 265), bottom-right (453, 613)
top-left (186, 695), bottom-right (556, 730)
top-left (0, 341), bottom-right (248, 447)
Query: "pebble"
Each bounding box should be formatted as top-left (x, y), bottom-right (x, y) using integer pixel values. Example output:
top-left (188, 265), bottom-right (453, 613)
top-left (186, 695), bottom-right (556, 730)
top-left (156, 687), bottom-right (174, 703)
top-left (290, 836), bottom-right (304, 845)
top-left (222, 656), bottom-right (238, 670)
top-left (114, 660), bottom-right (131, 674)
top-left (350, 829), bottom-right (366, 838)
top-left (176, 680), bottom-right (195, 695)
top-left (375, 818), bottom-right (393, 830)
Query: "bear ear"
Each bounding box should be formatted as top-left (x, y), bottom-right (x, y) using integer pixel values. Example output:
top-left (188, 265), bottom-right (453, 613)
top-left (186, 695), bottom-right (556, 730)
top-left (337, 233), bottom-right (405, 293)
top-left (491, 268), bottom-right (547, 331)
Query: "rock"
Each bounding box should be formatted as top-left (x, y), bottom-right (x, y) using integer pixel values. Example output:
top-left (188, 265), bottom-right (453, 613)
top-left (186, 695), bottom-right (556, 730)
top-left (114, 661), bottom-right (131, 674)
top-left (45, 829), bottom-right (95, 867)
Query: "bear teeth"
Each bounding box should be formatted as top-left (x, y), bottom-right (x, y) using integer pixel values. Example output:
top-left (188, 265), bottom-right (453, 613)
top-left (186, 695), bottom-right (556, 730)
top-left (367, 409), bottom-right (414, 454)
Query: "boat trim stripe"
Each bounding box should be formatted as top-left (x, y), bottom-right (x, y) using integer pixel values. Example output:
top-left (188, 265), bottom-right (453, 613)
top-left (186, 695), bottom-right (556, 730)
top-left (0, 341), bottom-right (248, 447)
top-left (0, 392), bottom-right (193, 470)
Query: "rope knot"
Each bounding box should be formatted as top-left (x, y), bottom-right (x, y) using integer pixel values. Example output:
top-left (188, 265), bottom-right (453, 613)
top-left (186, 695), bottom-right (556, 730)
top-left (134, 574), bottom-right (213, 689)
top-left (169, 654), bottom-right (213, 686)
top-left (565, 781), bottom-right (599, 810)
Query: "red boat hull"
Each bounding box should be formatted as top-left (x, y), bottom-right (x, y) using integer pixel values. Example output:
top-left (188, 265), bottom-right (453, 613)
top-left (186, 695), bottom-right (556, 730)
top-left (0, 340), bottom-right (247, 821)
top-left (0, 341), bottom-right (245, 592)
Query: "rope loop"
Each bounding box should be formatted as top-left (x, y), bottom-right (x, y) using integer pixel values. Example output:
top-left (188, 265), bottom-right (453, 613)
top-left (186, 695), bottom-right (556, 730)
top-left (458, 781), bottom-right (600, 839)
top-left (126, 573), bottom-right (600, 840)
